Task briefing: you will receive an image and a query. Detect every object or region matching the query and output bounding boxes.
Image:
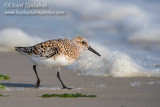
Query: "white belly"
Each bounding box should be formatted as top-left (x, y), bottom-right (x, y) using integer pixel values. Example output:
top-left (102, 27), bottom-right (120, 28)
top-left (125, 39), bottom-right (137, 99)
top-left (30, 55), bottom-right (75, 68)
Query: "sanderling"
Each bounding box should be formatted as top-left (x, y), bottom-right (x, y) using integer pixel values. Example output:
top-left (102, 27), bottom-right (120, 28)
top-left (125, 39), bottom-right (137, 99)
top-left (15, 36), bottom-right (101, 89)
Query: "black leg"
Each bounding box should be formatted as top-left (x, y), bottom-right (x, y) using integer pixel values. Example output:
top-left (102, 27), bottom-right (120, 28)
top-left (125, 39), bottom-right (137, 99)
top-left (57, 72), bottom-right (72, 89)
top-left (33, 65), bottom-right (40, 88)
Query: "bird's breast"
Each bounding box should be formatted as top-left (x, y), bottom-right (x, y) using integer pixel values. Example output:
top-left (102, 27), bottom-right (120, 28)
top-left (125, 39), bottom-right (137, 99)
top-left (30, 55), bottom-right (75, 68)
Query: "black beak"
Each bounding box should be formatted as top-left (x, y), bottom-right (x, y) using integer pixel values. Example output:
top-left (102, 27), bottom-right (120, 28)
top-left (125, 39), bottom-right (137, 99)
top-left (88, 46), bottom-right (101, 57)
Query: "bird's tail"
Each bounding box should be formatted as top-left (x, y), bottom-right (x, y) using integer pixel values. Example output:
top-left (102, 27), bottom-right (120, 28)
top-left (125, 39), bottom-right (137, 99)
top-left (15, 47), bottom-right (32, 54)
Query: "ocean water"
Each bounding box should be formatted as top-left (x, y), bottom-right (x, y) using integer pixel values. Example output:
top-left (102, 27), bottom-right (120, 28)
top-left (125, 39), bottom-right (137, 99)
top-left (0, 0), bottom-right (160, 77)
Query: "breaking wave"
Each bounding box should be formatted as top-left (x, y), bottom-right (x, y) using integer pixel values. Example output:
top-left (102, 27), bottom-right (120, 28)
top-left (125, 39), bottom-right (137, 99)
top-left (68, 43), bottom-right (160, 77)
top-left (0, 28), bottom-right (42, 52)
top-left (128, 29), bottom-right (160, 44)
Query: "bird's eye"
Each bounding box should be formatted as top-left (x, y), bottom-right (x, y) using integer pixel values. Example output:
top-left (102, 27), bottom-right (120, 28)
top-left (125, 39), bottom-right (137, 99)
top-left (81, 41), bottom-right (85, 44)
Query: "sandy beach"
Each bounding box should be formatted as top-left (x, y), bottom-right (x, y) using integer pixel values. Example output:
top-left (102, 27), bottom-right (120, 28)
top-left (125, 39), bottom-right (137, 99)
top-left (0, 52), bottom-right (160, 107)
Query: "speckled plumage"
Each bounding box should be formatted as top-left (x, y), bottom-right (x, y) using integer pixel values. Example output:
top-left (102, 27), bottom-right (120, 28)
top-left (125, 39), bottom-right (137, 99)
top-left (15, 36), bottom-right (101, 89)
top-left (15, 36), bottom-right (96, 67)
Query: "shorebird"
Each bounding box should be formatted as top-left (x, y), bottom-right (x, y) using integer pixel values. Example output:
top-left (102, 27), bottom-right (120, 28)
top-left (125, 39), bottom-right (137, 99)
top-left (15, 36), bottom-right (101, 89)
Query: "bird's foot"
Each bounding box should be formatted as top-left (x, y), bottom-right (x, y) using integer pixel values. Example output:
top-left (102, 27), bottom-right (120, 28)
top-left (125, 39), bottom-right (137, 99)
top-left (62, 86), bottom-right (72, 90)
top-left (35, 79), bottom-right (40, 88)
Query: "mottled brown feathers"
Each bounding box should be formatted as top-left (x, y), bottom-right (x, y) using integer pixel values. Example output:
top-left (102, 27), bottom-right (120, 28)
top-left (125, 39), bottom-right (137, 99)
top-left (15, 38), bottom-right (83, 60)
top-left (15, 36), bottom-right (96, 62)
top-left (32, 40), bottom-right (59, 58)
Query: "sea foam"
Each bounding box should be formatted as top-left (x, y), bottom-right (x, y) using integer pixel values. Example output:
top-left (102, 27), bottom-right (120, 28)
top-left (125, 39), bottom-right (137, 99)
top-left (0, 28), bottom-right (42, 52)
top-left (129, 29), bottom-right (160, 44)
top-left (69, 43), bottom-right (160, 77)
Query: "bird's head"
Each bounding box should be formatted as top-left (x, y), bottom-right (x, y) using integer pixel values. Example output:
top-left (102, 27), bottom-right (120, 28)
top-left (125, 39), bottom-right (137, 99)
top-left (72, 36), bottom-right (101, 57)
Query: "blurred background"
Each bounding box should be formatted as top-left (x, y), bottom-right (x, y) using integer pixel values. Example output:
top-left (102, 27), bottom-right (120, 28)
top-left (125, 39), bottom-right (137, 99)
top-left (0, 0), bottom-right (160, 77)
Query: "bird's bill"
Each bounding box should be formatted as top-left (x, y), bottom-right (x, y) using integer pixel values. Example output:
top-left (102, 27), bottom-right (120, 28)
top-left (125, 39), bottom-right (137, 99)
top-left (88, 46), bottom-right (101, 57)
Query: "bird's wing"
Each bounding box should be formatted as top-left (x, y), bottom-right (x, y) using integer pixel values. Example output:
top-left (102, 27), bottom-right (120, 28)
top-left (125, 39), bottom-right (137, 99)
top-left (32, 40), bottom-right (60, 58)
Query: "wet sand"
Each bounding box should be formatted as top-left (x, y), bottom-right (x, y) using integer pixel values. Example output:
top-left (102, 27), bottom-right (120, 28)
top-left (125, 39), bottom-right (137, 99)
top-left (0, 53), bottom-right (160, 107)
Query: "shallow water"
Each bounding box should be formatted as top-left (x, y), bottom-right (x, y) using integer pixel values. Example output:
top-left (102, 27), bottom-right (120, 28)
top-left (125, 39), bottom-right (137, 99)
top-left (0, 0), bottom-right (160, 77)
